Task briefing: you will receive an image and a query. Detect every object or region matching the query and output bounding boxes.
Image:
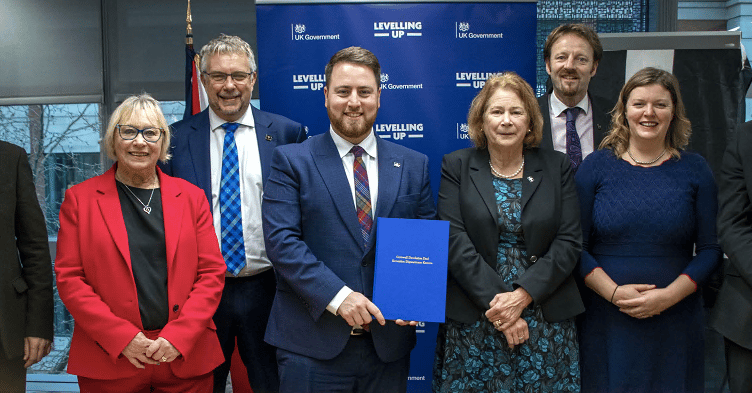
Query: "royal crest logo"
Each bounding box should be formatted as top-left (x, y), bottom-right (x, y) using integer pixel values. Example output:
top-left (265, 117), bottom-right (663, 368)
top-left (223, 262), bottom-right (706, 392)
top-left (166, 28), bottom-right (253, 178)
top-left (457, 123), bottom-right (470, 140)
top-left (380, 73), bottom-right (389, 83)
top-left (459, 22), bottom-right (470, 32)
top-left (294, 24), bottom-right (306, 34)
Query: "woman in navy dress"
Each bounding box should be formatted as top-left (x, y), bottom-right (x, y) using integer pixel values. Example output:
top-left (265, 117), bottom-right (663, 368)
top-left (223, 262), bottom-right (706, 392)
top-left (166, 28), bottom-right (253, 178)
top-left (575, 67), bottom-right (721, 392)
top-left (433, 73), bottom-right (583, 392)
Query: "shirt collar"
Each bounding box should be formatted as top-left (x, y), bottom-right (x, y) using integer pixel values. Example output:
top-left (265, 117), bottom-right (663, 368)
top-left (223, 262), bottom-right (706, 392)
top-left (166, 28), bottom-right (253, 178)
top-left (550, 92), bottom-right (591, 118)
top-left (209, 105), bottom-right (255, 133)
top-left (329, 126), bottom-right (378, 160)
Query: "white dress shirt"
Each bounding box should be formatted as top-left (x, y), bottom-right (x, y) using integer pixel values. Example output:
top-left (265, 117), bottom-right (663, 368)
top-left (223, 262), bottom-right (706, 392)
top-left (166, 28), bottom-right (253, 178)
top-left (326, 127), bottom-right (379, 315)
top-left (208, 108), bottom-right (270, 277)
top-left (549, 93), bottom-right (596, 158)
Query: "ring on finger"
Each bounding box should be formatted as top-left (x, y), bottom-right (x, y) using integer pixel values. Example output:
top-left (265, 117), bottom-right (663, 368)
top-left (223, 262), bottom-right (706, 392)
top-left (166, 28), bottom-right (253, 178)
top-left (493, 320), bottom-right (502, 328)
top-left (161, 356), bottom-right (167, 362)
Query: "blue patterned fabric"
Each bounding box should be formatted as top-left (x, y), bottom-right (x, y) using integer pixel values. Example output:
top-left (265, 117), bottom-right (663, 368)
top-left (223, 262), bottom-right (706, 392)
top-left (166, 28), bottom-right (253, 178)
top-left (433, 178), bottom-right (580, 393)
top-left (575, 149), bottom-right (721, 393)
top-left (565, 107), bottom-right (582, 173)
top-left (219, 122), bottom-right (246, 276)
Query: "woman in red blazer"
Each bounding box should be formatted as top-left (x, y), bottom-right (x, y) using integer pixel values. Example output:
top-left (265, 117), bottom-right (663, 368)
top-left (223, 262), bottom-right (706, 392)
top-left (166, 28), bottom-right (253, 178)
top-left (55, 94), bottom-right (226, 392)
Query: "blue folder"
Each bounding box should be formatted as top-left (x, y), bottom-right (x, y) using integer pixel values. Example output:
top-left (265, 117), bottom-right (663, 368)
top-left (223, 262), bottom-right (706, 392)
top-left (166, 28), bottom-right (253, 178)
top-left (373, 217), bottom-right (449, 323)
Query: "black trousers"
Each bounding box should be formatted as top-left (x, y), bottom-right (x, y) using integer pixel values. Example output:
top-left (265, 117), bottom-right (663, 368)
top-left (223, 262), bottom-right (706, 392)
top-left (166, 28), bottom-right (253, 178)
top-left (725, 337), bottom-right (752, 393)
top-left (0, 339), bottom-right (26, 393)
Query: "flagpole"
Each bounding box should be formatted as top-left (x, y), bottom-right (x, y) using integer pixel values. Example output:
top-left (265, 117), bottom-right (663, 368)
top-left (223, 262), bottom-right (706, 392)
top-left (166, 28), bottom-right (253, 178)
top-left (186, 0), bottom-right (193, 48)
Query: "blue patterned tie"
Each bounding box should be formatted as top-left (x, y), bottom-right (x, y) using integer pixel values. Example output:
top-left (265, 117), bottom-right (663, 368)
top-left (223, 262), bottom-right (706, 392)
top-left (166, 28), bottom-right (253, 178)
top-left (220, 123), bottom-right (245, 275)
top-left (565, 107), bottom-right (582, 172)
top-left (351, 146), bottom-right (372, 247)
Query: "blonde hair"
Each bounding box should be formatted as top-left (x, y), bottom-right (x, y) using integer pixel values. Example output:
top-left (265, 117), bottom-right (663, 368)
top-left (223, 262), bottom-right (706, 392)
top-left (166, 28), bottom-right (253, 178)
top-left (103, 93), bottom-right (171, 162)
top-left (467, 72), bottom-right (543, 149)
top-left (601, 67), bottom-right (691, 158)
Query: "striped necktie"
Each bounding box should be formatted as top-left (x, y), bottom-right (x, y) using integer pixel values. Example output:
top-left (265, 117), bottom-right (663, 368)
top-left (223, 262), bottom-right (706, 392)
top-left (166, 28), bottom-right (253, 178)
top-left (351, 146), bottom-right (372, 247)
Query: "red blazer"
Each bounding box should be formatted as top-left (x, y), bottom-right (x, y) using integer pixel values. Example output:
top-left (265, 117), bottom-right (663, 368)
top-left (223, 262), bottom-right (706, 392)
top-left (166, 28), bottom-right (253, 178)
top-left (55, 164), bottom-right (226, 379)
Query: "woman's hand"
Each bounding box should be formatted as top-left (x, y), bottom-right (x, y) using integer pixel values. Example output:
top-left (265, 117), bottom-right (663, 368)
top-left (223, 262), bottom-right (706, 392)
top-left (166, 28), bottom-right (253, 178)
top-left (146, 337), bottom-right (182, 363)
top-left (611, 283), bottom-right (656, 304)
top-left (615, 275), bottom-right (695, 319)
top-left (121, 332), bottom-right (158, 369)
top-left (485, 287), bottom-right (532, 330)
top-left (616, 288), bottom-right (676, 319)
top-left (499, 317), bottom-right (528, 350)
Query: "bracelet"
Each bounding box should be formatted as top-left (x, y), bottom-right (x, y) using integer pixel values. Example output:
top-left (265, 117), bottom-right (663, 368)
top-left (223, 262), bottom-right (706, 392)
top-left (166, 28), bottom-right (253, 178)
top-left (610, 285), bottom-right (619, 304)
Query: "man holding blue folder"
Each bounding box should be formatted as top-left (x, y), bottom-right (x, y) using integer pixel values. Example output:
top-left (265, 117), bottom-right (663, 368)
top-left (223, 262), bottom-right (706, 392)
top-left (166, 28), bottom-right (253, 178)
top-left (262, 46), bottom-right (435, 393)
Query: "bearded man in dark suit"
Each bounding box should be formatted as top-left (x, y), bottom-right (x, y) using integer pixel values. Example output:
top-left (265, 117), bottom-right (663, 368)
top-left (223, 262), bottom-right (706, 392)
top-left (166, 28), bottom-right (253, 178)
top-left (538, 23), bottom-right (612, 170)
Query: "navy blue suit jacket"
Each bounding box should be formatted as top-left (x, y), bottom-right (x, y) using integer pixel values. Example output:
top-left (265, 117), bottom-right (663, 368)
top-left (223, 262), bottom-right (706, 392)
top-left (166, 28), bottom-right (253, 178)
top-left (160, 107), bottom-right (306, 203)
top-left (262, 132), bottom-right (436, 362)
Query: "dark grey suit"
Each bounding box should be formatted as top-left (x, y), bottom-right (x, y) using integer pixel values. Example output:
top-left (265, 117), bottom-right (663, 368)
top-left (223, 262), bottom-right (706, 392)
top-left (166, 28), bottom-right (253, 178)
top-left (537, 93), bottom-right (612, 153)
top-left (438, 147), bottom-right (584, 324)
top-left (713, 121), bottom-right (752, 392)
top-left (0, 141), bottom-right (53, 390)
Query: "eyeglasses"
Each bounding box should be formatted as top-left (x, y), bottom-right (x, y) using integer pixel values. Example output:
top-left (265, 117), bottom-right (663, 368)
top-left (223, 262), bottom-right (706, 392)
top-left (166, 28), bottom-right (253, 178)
top-left (117, 125), bottom-right (163, 143)
top-left (203, 71), bottom-right (254, 84)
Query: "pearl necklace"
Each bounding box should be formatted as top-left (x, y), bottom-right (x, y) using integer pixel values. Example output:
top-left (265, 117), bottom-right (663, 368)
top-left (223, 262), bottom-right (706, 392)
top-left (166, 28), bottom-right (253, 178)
top-left (627, 148), bottom-right (667, 166)
top-left (489, 158), bottom-right (524, 179)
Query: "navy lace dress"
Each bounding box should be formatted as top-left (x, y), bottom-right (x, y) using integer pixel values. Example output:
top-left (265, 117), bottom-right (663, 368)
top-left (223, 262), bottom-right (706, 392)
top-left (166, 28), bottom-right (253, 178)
top-left (575, 150), bottom-right (721, 393)
top-left (433, 177), bottom-right (580, 393)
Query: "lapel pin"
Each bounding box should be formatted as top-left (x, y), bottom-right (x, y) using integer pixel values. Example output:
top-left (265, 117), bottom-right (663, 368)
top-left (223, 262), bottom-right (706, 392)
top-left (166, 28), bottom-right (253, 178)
top-left (265, 134), bottom-right (272, 141)
top-left (394, 162), bottom-right (401, 167)
top-left (527, 176), bottom-right (534, 182)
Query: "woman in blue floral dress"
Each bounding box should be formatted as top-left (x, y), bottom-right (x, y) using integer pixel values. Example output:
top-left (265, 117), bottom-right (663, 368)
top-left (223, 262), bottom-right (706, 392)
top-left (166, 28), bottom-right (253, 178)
top-left (433, 73), bottom-right (584, 392)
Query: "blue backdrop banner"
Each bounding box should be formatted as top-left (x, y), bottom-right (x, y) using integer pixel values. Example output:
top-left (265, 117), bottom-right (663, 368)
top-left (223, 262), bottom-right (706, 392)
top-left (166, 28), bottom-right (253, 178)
top-left (256, 2), bottom-right (536, 391)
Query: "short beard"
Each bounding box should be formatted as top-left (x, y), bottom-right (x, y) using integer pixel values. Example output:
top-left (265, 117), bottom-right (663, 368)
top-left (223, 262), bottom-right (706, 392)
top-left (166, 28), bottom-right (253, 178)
top-left (328, 108), bottom-right (377, 142)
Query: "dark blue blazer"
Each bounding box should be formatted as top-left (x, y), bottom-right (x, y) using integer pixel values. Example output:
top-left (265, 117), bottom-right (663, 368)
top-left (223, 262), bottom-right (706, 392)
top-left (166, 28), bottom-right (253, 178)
top-left (160, 107), bottom-right (306, 204)
top-left (262, 132), bottom-right (436, 362)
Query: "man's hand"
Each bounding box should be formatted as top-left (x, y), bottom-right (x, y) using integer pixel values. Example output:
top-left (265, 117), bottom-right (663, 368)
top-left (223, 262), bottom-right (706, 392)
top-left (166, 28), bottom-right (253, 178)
top-left (337, 292), bottom-right (385, 327)
top-left (146, 337), bottom-right (182, 363)
top-left (121, 332), bottom-right (159, 369)
top-left (24, 337), bottom-right (52, 368)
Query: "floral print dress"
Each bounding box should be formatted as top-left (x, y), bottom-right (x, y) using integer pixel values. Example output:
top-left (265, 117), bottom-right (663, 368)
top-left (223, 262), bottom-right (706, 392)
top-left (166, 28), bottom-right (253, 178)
top-left (432, 177), bottom-right (580, 393)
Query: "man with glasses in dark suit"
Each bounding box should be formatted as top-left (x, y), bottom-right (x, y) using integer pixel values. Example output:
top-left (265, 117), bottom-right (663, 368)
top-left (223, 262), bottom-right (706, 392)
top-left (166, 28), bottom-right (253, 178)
top-left (162, 34), bottom-right (306, 393)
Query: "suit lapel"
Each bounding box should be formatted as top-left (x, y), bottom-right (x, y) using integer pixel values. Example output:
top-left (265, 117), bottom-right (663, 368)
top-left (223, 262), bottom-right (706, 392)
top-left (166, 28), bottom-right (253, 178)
top-left (310, 133), bottom-right (362, 245)
top-left (368, 137), bottom-right (402, 250)
top-left (468, 149), bottom-right (498, 223)
top-left (96, 166), bottom-right (132, 269)
top-left (159, 169), bottom-right (183, 269)
top-left (252, 106), bottom-right (275, 185)
top-left (374, 137), bottom-right (401, 219)
top-left (539, 94), bottom-right (554, 150)
top-left (520, 150), bottom-right (543, 211)
top-left (186, 111), bottom-right (212, 204)
top-left (589, 93), bottom-right (609, 147)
